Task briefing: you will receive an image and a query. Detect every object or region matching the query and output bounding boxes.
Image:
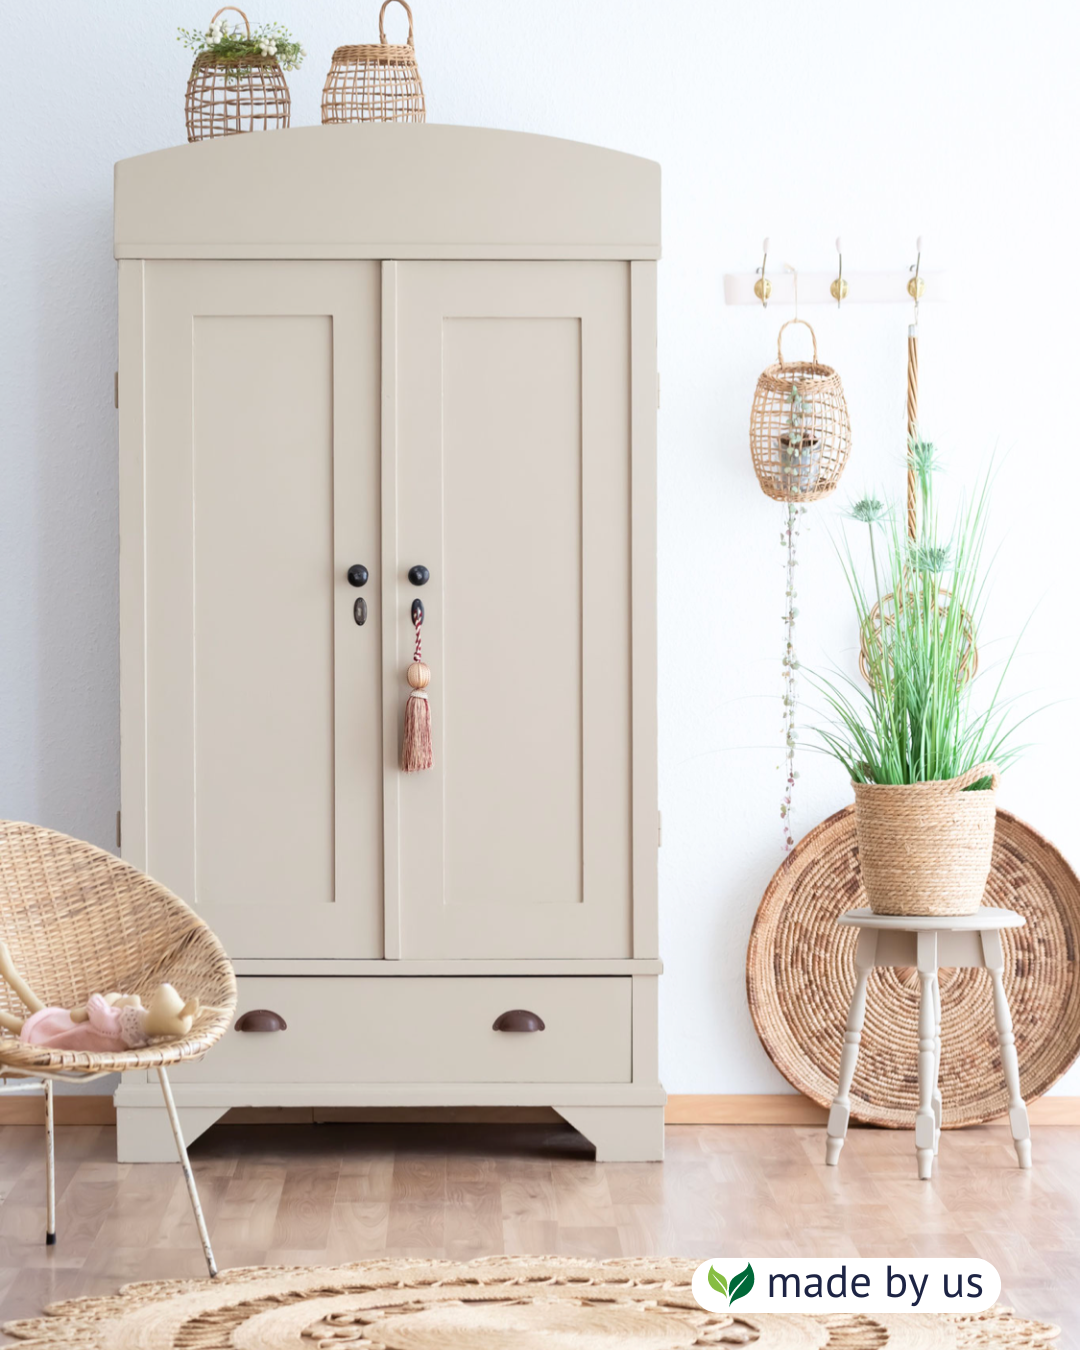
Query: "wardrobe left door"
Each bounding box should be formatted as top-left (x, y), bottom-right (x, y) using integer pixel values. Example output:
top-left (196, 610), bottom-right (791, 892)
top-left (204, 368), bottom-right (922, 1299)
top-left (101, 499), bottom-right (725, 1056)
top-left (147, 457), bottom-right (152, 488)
top-left (137, 261), bottom-right (383, 958)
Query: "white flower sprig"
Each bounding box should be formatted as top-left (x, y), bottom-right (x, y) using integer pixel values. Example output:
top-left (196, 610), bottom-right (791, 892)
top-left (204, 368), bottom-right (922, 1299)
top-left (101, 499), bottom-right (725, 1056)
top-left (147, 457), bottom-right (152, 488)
top-left (178, 19), bottom-right (305, 72)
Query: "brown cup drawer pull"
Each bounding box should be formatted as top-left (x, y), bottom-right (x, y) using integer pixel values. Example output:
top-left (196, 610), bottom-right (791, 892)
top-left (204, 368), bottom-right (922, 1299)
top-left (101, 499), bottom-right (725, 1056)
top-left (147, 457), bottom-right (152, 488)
top-left (492, 1009), bottom-right (545, 1033)
top-left (235, 1009), bottom-right (288, 1033)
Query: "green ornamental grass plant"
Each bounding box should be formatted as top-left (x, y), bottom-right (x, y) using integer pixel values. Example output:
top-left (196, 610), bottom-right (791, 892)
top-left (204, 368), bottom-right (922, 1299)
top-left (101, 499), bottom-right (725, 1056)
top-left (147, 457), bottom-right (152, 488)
top-left (811, 438), bottom-right (1029, 791)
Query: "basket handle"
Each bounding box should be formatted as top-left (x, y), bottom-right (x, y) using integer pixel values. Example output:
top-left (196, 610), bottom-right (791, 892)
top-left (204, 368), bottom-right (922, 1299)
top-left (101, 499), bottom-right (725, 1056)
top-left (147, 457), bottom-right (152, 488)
top-left (210, 6), bottom-right (251, 36)
top-left (951, 762), bottom-right (1000, 792)
top-left (380, 0), bottom-right (415, 45)
top-left (777, 318), bottom-right (818, 367)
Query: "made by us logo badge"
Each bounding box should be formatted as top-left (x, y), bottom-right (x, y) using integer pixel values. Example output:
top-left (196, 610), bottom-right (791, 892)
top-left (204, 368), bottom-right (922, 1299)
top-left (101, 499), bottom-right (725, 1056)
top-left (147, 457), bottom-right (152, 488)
top-left (693, 1259), bottom-right (1000, 1314)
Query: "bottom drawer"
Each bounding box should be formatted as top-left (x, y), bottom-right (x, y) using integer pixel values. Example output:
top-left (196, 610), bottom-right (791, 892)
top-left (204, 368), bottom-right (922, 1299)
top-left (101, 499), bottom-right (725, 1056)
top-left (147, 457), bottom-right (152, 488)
top-left (171, 976), bottom-right (632, 1085)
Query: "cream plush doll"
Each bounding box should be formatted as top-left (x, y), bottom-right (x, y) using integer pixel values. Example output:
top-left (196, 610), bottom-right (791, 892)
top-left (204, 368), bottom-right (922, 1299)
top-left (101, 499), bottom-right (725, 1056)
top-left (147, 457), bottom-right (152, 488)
top-left (0, 941), bottom-right (200, 1051)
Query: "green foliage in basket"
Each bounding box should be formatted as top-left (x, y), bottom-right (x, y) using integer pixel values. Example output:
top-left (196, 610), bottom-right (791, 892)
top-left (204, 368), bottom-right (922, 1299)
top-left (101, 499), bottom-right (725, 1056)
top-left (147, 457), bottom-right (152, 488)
top-left (178, 15), bottom-right (305, 72)
top-left (810, 438), bottom-right (1032, 789)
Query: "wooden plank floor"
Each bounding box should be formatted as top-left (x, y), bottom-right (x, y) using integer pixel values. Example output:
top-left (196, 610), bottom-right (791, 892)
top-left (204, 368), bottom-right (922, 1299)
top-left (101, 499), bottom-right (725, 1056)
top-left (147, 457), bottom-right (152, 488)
top-left (0, 1119), bottom-right (1074, 1341)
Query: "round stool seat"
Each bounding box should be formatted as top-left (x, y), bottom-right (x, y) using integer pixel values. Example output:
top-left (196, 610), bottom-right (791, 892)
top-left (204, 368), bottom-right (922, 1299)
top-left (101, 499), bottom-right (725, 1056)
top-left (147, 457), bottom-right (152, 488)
top-left (837, 906), bottom-right (1025, 932)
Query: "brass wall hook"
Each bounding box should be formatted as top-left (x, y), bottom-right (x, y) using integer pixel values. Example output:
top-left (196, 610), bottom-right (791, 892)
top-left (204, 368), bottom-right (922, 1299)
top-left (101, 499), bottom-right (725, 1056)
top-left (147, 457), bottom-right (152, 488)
top-left (830, 236), bottom-right (848, 306)
top-left (754, 237), bottom-right (772, 307)
top-left (907, 234), bottom-right (925, 317)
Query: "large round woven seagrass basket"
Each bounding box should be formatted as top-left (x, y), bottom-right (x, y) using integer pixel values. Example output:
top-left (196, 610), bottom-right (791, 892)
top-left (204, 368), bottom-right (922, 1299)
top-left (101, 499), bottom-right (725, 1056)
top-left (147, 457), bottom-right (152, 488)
top-left (853, 762), bottom-right (998, 917)
top-left (747, 805), bottom-right (1080, 1128)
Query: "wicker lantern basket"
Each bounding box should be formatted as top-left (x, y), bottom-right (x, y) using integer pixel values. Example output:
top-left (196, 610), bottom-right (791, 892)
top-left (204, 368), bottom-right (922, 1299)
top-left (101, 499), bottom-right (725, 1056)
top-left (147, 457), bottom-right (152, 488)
top-left (185, 8), bottom-right (291, 143)
top-left (749, 319), bottom-right (851, 503)
top-left (322, 0), bottom-right (426, 125)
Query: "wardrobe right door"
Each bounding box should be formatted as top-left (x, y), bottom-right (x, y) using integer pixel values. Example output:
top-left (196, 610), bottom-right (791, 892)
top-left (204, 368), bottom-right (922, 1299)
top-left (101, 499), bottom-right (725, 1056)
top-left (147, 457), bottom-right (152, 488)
top-left (386, 261), bottom-right (633, 960)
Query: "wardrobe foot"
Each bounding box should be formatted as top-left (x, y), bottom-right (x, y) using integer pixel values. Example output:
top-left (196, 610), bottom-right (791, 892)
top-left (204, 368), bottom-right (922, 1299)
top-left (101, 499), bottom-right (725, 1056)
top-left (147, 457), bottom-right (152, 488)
top-left (554, 1105), bottom-right (665, 1162)
top-left (116, 1103), bottom-right (227, 1163)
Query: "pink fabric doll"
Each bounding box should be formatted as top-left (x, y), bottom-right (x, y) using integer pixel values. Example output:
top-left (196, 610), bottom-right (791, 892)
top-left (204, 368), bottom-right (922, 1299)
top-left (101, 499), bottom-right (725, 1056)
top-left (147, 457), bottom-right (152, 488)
top-left (19, 996), bottom-right (131, 1053)
top-left (0, 942), bottom-right (202, 1051)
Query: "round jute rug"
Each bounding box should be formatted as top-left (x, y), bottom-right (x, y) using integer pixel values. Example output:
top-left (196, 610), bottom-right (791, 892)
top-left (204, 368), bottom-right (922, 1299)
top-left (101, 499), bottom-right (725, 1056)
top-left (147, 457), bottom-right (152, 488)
top-left (1, 1257), bottom-right (1059, 1349)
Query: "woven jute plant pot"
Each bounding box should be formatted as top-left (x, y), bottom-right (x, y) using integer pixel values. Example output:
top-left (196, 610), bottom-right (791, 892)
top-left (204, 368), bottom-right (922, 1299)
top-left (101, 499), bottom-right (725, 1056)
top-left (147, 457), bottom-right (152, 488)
top-left (853, 762), bottom-right (999, 916)
top-left (321, 0), bottom-right (426, 124)
top-left (185, 8), bottom-right (291, 143)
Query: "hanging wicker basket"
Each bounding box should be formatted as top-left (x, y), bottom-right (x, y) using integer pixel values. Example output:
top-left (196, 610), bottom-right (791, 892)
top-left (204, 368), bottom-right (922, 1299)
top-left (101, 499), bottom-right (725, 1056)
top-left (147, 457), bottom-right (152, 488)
top-left (185, 7), bottom-right (291, 143)
top-left (853, 763), bottom-right (999, 916)
top-left (749, 319), bottom-right (851, 503)
top-left (322, 0), bottom-right (426, 125)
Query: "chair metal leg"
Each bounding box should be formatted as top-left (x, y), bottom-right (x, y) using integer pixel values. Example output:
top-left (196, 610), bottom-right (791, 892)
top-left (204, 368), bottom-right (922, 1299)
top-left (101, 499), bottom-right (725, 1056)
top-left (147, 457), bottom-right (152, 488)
top-left (44, 1080), bottom-right (55, 1246)
top-left (157, 1067), bottom-right (218, 1277)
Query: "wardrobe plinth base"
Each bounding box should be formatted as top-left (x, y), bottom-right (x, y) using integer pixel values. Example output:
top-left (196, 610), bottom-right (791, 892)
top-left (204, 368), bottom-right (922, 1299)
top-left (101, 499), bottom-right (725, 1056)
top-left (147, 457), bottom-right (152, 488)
top-left (114, 1082), bottom-right (668, 1164)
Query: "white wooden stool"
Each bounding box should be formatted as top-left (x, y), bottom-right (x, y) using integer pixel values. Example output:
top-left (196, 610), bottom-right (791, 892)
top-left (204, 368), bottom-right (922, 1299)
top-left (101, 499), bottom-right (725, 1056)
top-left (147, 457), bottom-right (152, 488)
top-left (825, 907), bottom-right (1031, 1179)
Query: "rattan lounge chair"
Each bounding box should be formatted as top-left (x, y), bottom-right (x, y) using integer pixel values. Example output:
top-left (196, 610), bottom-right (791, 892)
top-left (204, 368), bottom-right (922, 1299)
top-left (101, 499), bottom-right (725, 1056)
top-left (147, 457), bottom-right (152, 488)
top-left (0, 821), bottom-right (236, 1276)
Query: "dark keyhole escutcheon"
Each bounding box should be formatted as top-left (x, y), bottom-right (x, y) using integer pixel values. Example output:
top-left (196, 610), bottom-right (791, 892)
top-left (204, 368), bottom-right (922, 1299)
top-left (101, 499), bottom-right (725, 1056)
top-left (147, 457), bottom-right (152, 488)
top-left (235, 1009), bottom-right (288, 1033)
top-left (353, 597), bottom-right (368, 626)
top-left (347, 564), bottom-right (369, 587)
top-left (408, 565), bottom-right (430, 586)
top-left (492, 1009), bottom-right (545, 1033)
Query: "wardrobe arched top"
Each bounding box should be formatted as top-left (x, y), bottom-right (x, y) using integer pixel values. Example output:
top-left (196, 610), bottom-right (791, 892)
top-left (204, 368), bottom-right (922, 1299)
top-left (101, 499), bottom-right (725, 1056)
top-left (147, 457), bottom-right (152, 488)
top-left (114, 124), bottom-right (661, 261)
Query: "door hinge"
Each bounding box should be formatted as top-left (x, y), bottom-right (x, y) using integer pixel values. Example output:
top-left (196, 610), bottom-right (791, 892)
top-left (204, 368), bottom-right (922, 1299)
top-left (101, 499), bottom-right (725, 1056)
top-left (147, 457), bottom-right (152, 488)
top-left (658, 809), bottom-right (663, 847)
top-left (114, 371), bottom-right (119, 409)
top-left (115, 810), bottom-right (122, 850)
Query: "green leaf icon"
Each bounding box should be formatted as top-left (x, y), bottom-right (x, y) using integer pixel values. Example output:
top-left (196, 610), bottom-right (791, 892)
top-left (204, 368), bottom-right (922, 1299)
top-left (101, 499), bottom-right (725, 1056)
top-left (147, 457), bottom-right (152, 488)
top-left (728, 1262), bottom-right (755, 1306)
top-left (707, 1266), bottom-right (728, 1296)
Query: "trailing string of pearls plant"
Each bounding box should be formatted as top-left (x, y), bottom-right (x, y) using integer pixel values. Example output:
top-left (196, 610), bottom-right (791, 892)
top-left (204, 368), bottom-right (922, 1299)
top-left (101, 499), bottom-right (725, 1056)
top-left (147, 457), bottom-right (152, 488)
top-left (749, 319), bottom-right (851, 852)
top-left (780, 502), bottom-right (806, 852)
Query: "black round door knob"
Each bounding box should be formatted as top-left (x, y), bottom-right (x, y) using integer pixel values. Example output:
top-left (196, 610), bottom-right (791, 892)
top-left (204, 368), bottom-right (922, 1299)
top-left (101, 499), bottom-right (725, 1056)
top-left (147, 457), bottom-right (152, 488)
top-left (408, 565), bottom-right (430, 586)
top-left (347, 564), bottom-right (369, 587)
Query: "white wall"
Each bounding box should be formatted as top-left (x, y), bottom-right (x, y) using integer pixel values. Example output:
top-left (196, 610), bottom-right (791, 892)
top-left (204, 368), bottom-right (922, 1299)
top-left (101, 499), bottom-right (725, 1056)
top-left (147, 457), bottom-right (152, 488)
top-left (2, 0), bottom-right (1078, 1095)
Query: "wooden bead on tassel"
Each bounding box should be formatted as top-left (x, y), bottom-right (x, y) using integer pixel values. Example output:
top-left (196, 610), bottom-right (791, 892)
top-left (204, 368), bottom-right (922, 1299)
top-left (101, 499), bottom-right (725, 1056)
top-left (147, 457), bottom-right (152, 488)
top-left (407, 661), bottom-right (431, 690)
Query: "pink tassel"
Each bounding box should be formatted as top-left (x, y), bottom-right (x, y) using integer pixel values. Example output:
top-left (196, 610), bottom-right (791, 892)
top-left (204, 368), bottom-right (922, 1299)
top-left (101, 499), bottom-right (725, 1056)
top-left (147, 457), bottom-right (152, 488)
top-left (401, 685), bottom-right (432, 772)
top-left (401, 603), bottom-right (433, 772)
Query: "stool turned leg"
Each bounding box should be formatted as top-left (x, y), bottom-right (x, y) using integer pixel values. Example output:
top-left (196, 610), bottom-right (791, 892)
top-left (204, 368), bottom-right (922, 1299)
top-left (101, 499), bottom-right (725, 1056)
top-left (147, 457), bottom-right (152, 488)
top-left (826, 928), bottom-right (877, 1166)
top-left (931, 976), bottom-right (943, 1155)
top-left (981, 929), bottom-right (1032, 1170)
top-left (916, 931), bottom-right (939, 1180)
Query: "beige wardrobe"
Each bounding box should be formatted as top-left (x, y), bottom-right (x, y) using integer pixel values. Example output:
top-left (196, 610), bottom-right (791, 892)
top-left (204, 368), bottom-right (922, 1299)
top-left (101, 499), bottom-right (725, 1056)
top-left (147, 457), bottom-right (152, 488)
top-left (113, 124), bottom-right (663, 1162)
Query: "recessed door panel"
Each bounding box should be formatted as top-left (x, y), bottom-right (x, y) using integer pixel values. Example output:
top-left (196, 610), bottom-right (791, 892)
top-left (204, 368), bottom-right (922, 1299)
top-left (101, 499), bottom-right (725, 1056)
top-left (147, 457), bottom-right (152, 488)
top-left (443, 316), bottom-right (584, 912)
top-left (389, 261), bottom-right (632, 958)
top-left (143, 261), bottom-right (382, 958)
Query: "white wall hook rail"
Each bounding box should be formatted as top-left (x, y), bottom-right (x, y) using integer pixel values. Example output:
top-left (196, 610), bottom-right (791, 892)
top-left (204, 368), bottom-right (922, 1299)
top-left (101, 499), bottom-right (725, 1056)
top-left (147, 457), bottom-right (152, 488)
top-left (724, 270), bottom-right (949, 306)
